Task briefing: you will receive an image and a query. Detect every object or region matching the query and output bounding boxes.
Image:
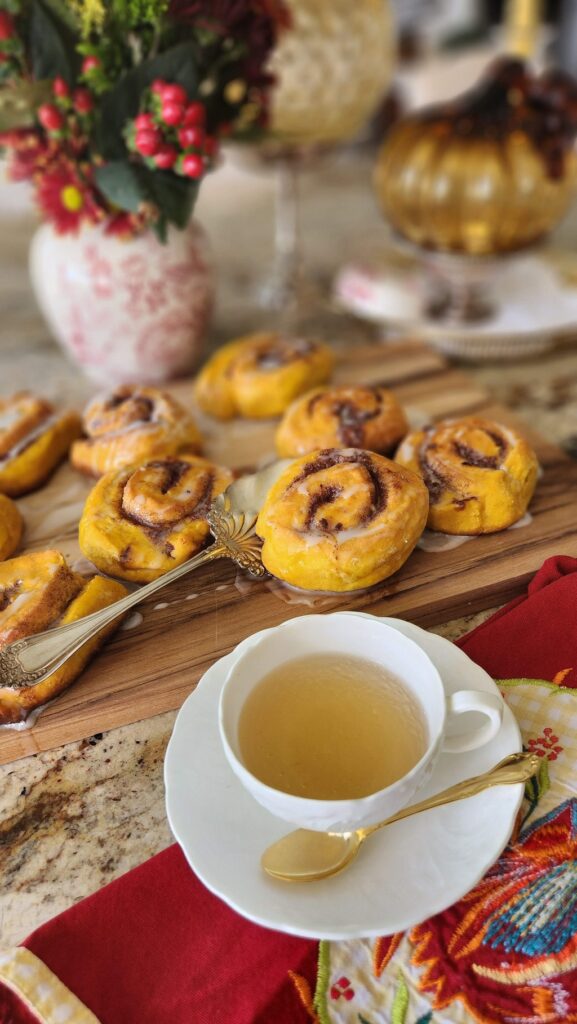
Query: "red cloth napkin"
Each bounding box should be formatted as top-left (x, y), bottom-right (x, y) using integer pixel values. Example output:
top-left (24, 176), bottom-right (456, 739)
top-left (2, 556), bottom-right (576, 1024)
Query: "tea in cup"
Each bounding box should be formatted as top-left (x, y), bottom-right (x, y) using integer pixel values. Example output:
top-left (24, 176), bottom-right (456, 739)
top-left (219, 613), bottom-right (503, 832)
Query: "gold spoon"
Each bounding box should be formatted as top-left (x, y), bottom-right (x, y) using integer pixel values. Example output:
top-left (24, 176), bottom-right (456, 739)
top-left (0, 460), bottom-right (293, 689)
top-left (261, 751), bottom-right (540, 883)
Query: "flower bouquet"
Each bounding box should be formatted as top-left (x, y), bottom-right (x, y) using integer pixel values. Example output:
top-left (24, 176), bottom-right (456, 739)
top-left (0, 0), bottom-right (288, 382)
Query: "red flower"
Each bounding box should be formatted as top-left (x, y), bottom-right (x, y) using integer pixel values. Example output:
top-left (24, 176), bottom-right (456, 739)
top-left (0, 128), bottom-right (51, 182)
top-left (36, 161), bottom-right (103, 233)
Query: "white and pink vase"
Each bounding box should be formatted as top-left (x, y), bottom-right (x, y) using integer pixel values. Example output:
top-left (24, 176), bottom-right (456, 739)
top-left (29, 221), bottom-right (214, 385)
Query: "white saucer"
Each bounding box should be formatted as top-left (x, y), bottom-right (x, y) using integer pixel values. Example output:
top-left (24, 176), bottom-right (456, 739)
top-left (164, 615), bottom-right (522, 940)
top-left (334, 252), bottom-right (577, 359)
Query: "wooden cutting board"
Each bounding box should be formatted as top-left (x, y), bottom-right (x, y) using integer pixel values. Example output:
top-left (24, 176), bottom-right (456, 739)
top-left (3, 339), bottom-right (577, 764)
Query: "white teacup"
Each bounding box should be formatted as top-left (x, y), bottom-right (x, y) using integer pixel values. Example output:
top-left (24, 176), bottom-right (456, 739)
top-left (219, 613), bottom-right (503, 832)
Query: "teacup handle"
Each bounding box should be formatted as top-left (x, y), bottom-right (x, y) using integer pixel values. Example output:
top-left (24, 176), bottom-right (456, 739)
top-left (443, 690), bottom-right (503, 753)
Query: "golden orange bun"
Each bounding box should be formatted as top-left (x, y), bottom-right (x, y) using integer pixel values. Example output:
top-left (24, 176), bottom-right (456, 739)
top-left (275, 384), bottom-right (408, 458)
top-left (0, 392), bottom-right (81, 497)
top-left (79, 454), bottom-right (233, 583)
top-left (71, 385), bottom-right (203, 477)
top-left (256, 448), bottom-right (429, 592)
top-left (0, 550), bottom-right (128, 724)
top-left (0, 494), bottom-right (23, 561)
top-left (194, 332), bottom-right (334, 420)
top-left (395, 417), bottom-right (539, 534)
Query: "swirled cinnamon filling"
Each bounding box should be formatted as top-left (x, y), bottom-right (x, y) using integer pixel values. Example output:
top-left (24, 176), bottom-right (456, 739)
top-left (87, 390), bottom-right (156, 439)
top-left (290, 449), bottom-right (388, 533)
top-left (0, 581), bottom-right (20, 614)
top-left (121, 459), bottom-right (215, 531)
top-left (0, 394), bottom-right (55, 463)
top-left (454, 430), bottom-right (507, 469)
top-left (252, 337), bottom-right (315, 371)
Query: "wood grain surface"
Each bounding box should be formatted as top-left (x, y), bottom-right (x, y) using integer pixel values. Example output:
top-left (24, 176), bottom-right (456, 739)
top-left (2, 339), bottom-right (577, 764)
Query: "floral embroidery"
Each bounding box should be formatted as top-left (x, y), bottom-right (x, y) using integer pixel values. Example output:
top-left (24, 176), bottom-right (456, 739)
top-left (330, 976), bottom-right (355, 1001)
top-left (374, 932), bottom-right (404, 977)
top-left (410, 799), bottom-right (577, 1023)
top-left (528, 727), bottom-right (564, 761)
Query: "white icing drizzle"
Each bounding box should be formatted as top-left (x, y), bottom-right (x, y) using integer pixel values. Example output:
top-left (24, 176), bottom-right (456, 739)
top-left (418, 531), bottom-right (472, 552)
top-left (120, 611), bottom-right (143, 631)
top-left (0, 698), bottom-right (58, 731)
top-left (508, 511), bottom-right (534, 530)
top-left (0, 414), bottom-right (59, 466)
top-left (0, 406), bottom-right (24, 432)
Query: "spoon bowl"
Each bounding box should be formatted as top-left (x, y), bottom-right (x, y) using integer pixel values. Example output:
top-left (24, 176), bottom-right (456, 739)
top-left (261, 751), bottom-right (540, 883)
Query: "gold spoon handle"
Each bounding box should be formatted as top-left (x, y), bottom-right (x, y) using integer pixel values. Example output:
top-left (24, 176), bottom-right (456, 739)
top-left (0, 545), bottom-right (226, 689)
top-left (359, 752), bottom-right (540, 841)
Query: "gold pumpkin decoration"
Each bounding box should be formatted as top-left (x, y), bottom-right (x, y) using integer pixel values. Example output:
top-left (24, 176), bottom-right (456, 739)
top-left (375, 58), bottom-right (577, 256)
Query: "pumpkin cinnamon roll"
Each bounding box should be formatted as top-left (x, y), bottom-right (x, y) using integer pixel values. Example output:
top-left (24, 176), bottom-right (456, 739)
top-left (71, 385), bottom-right (203, 478)
top-left (395, 417), bottom-right (539, 534)
top-left (79, 454), bottom-right (233, 583)
top-left (0, 392), bottom-right (81, 497)
top-left (0, 494), bottom-right (23, 561)
top-left (275, 384), bottom-right (408, 458)
top-left (256, 448), bottom-right (429, 592)
top-left (0, 550), bottom-right (128, 725)
top-left (194, 331), bottom-right (334, 420)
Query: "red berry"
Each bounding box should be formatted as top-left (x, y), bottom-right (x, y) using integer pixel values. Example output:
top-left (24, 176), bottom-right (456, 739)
top-left (160, 83), bottom-right (187, 106)
top-left (178, 125), bottom-right (204, 149)
top-left (38, 104), bottom-right (64, 132)
top-left (151, 79), bottom-right (167, 96)
top-left (182, 153), bottom-right (204, 178)
top-left (0, 11), bottom-right (14, 40)
top-left (53, 76), bottom-right (69, 99)
top-left (155, 145), bottom-right (178, 169)
top-left (135, 112), bottom-right (154, 132)
top-left (82, 55), bottom-right (101, 74)
top-left (74, 87), bottom-right (93, 114)
top-left (183, 102), bottom-right (205, 127)
top-left (135, 128), bottom-right (161, 156)
top-left (162, 102), bottom-right (184, 127)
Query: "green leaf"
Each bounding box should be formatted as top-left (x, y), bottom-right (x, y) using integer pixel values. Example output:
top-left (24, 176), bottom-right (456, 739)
top-left (41, 0), bottom-right (81, 31)
top-left (152, 215), bottom-right (168, 243)
top-left (391, 972), bottom-right (410, 1024)
top-left (28, 0), bottom-right (78, 84)
top-left (94, 161), bottom-right (145, 213)
top-left (139, 165), bottom-right (199, 228)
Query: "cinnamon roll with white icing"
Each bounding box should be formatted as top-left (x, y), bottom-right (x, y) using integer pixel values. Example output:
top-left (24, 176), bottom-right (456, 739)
top-left (0, 550), bottom-right (127, 725)
top-left (275, 384), bottom-right (408, 458)
top-left (71, 385), bottom-right (203, 478)
top-left (194, 331), bottom-right (334, 420)
top-left (256, 448), bottom-right (428, 592)
top-left (0, 392), bottom-right (81, 497)
top-left (395, 417), bottom-right (539, 533)
top-left (79, 454), bottom-right (233, 582)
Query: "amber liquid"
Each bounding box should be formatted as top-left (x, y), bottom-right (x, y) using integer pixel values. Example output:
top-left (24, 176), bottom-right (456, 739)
top-left (238, 654), bottom-right (428, 800)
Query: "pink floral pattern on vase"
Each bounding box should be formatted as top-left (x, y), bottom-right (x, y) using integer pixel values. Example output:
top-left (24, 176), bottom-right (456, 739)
top-left (29, 222), bottom-right (214, 384)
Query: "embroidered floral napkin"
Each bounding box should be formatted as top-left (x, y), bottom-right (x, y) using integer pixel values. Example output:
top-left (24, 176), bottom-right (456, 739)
top-left (1, 556), bottom-right (576, 1024)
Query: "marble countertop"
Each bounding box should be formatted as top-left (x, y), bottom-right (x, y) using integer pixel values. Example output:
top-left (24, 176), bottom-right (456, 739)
top-left (1, 151), bottom-right (577, 947)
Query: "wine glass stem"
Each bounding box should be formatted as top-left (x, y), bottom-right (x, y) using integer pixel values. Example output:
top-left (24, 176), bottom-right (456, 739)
top-left (271, 153), bottom-right (301, 312)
